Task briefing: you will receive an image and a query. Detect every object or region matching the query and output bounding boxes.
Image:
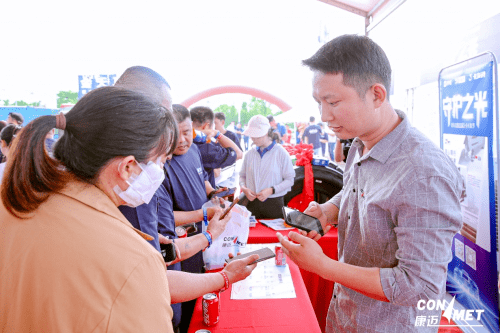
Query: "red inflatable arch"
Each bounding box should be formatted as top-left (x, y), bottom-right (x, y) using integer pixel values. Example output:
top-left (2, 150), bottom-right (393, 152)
top-left (180, 85), bottom-right (292, 112)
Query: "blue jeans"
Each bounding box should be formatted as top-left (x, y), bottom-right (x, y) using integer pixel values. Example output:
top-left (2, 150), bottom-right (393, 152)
top-left (328, 142), bottom-right (336, 161)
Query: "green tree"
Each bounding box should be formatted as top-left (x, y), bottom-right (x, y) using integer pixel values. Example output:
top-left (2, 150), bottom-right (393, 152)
top-left (213, 104), bottom-right (238, 125)
top-left (243, 97), bottom-right (273, 124)
top-left (2, 100), bottom-right (41, 107)
top-left (56, 90), bottom-right (78, 108)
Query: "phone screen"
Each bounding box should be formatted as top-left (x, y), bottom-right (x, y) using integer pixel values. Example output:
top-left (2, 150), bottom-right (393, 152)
top-left (225, 247), bottom-right (275, 265)
top-left (214, 187), bottom-right (236, 198)
top-left (282, 207), bottom-right (324, 236)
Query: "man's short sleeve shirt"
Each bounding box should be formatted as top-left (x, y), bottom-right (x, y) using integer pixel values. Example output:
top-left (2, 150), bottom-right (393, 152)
top-left (162, 145), bottom-right (208, 273)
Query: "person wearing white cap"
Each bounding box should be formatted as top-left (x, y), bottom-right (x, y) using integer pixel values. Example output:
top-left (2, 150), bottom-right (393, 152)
top-left (239, 115), bottom-right (295, 218)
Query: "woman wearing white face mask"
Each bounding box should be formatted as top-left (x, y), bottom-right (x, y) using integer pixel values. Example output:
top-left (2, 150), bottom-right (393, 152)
top-left (0, 86), bottom-right (258, 333)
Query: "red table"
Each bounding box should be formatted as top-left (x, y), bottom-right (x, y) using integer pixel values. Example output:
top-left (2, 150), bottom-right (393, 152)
top-left (187, 254), bottom-right (322, 333)
top-left (247, 221), bottom-right (339, 333)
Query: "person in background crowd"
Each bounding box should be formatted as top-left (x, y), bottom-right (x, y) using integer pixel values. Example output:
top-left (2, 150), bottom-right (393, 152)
top-left (190, 106), bottom-right (242, 188)
top-left (6, 112), bottom-right (23, 126)
top-left (303, 116), bottom-right (322, 155)
top-left (325, 125), bottom-right (336, 161)
top-left (296, 122), bottom-right (306, 144)
top-left (0, 121), bottom-right (7, 162)
top-left (267, 114), bottom-right (286, 143)
top-left (239, 115), bottom-right (294, 219)
top-left (319, 123), bottom-right (328, 157)
top-left (0, 124), bottom-right (21, 183)
top-left (214, 112), bottom-right (241, 149)
top-left (213, 112), bottom-right (240, 198)
top-left (284, 124), bottom-right (292, 144)
top-left (45, 128), bottom-right (57, 154)
top-left (234, 122), bottom-right (243, 146)
top-left (334, 138), bottom-right (353, 163)
top-left (242, 124), bottom-right (250, 151)
top-left (277, 34), bottom-right (464, 333)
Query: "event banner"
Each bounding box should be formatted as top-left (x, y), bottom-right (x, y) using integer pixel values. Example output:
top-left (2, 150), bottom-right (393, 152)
top-left (439, 54), bottom-right (499, 332)
top-left (78, 74), bottom-right (117, 99)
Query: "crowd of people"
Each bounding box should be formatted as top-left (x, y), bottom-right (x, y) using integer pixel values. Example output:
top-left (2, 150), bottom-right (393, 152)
top-left (0, 34), bottom-right (466, 333)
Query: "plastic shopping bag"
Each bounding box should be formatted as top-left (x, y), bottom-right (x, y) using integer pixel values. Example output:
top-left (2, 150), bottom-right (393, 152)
top-left (202, 199), bottom-right (251, 271)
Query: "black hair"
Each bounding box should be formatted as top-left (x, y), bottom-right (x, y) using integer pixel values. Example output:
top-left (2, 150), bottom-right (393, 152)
top-left (190, 106), bottom-right (214, 126)
top-left (0, 124), bottom-right (22, 147)
top-left (2, 86), bottom-right (178, 217)
top-left (302, 34), bottom-right (391, 99)
top-left (172, 104), bottom-right (191, 123)
top-left (310, 116), bottom-right (315, 122)
top-left (266, 115), bottom-right (274, 122)
top-left (267, 128), bottom-right (280, 142)
top-left (8, 112), bottom-right (24, 125)
top-left (214, 112), bottom-right (225, 121)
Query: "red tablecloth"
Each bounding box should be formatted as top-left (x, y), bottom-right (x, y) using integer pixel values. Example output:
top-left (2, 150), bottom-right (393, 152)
top-left (187, 254), bottom-right (322, 333)
top-left (247, 221), bottom-right (339, 333)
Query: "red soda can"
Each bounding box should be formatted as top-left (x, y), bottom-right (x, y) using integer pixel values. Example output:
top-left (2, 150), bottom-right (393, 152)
top-left (202, 293), bottom-right (219, 326)
top-left (175, 226), bottom-right (187, 238)
top-left (275, 245), bottom-right (286, 266)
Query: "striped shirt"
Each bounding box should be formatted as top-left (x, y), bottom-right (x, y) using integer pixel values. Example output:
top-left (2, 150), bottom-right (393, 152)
top-left (327, 110), bottom-right (464, 332)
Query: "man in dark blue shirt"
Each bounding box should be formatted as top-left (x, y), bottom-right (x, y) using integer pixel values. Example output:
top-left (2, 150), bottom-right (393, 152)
top-left (214, 112), bottom-right (241, 149)
top-left (190, 106), bottom-right (242, 188)
top-left (303, 116), bottom-right (322, 155)
top-left (267, 114), bottom-right (287, 143)
top-left (164, 104), bottom-right (230, 333)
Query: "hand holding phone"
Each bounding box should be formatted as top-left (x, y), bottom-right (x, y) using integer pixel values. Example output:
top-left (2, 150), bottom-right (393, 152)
top-left (282, 206), bottom-right (324, 236)
top-left (213, 187), bottom-right (236, 199)
top-left (160, 242), bottom-right (177, 262)
top-left (220, 197), bottom-right (239, 219)
top-left (225, 247), bottom-right (275, 265)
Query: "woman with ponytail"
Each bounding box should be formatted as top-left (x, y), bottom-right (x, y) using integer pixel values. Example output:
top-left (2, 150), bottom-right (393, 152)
top-left (239, 114), bottom-right (295, 218)
top-left (0, 86), bottom-right (180, 332)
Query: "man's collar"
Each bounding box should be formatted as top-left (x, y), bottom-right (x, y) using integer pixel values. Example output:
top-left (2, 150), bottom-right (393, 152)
top-left (354, 109), bottom-right (409, 164)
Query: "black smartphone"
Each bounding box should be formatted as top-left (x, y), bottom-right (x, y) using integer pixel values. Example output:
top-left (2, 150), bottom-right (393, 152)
top-left (225, 247), bottom-right (275, 265)
top-left (282, 206), bottom-right (324, 236)
top-left (160, 242), bottom-right (177, 262)
top-left (214, 187), bottom-right (236, 198)
top-left (220, 197), bottom-right (239, 219)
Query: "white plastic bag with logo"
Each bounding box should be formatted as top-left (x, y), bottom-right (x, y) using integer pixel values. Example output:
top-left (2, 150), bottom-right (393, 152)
top-left (202, 200), bottom-right (251, 271)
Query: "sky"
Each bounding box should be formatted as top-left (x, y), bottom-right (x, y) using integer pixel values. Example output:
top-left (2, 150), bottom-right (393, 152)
top-left (0, 0), bottom-right (365, 119)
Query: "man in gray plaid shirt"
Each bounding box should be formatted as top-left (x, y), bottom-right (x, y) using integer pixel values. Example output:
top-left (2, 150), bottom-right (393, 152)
top-left (278, 35), bottom-right (464, 332)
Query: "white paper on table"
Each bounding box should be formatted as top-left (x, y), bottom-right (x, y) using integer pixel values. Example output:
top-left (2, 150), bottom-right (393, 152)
top-left (259, 218), bottom-right (294, 231)
top-left (230, 243), bottom-right (296, 300)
